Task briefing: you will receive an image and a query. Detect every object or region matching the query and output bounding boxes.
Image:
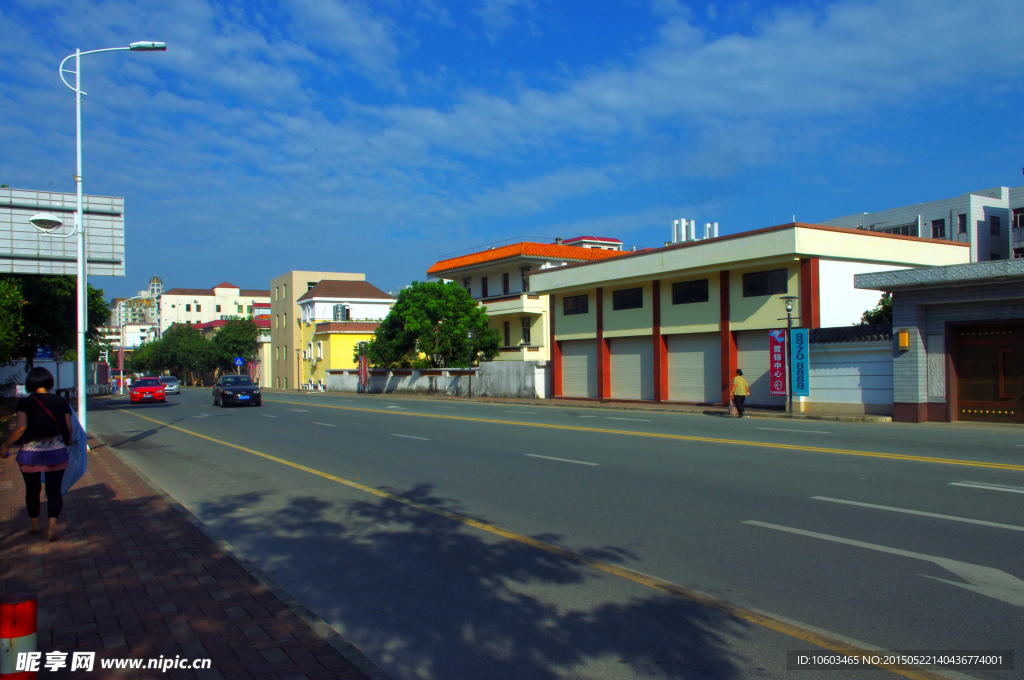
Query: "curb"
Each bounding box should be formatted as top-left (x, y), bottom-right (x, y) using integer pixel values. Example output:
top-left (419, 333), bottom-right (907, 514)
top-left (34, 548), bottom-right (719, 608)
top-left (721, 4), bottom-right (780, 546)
top-left (253, 388), bottom-right (893, 423)
top-left (92, 434), bottom-right (393, 680)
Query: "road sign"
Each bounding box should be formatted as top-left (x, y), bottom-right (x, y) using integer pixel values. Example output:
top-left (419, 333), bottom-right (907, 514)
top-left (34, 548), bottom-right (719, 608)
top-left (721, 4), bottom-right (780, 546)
top-left (234, 357), bottom-right (244, 367)
top-left (790, 328), bottom-right (810, 397)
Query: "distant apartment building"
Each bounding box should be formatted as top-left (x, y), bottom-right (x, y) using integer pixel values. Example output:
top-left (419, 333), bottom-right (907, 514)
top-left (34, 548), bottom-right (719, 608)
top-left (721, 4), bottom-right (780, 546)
top-left (269, 271), bottom-right (368, 390)
top-left (297, 280), bottom-right (395, 389)
top-left (110, 276), bottom-right (164, 327)
top-left (821, 185), bottom-right (1024, 262)
top-left (426, 237), bottom-right (627, 362)
top-left (158, 282), bottom-right (270, 335)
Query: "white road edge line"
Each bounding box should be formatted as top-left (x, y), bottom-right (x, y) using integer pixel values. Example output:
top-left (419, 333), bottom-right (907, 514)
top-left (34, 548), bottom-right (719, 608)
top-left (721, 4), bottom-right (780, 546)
top-left (391, 434), bottom-right (429, 441)
top-left (288, 409), bottom-right (309, 412)
top-left (261, 415), bottom-right (278, 418)
top-left (526, 454), bottom-right (599, 466)
top-left (811, 496), bottom-right (1024, 532)
top-left (506, 410), bottom-right (535, 414)
top-left (311, 422), bottom-right (337, 427)
top-left (758, 427), bottom-right (830, 434)
top-left (606, 417), bottom-right (651, 422)
top-left (950, 481), bottom-right (1024, 494)
top-left (744, 520), bottom-right (1024, 607)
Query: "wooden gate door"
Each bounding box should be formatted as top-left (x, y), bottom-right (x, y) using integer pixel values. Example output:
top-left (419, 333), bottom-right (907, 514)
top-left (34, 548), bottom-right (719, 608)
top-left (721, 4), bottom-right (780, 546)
top-left (955, 325), bottom-right (1022, 423)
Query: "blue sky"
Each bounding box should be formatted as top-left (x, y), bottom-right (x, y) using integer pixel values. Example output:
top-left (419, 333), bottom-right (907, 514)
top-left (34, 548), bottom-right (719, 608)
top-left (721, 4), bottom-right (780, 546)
top-left (2, 0), bottom-right (1022, 300)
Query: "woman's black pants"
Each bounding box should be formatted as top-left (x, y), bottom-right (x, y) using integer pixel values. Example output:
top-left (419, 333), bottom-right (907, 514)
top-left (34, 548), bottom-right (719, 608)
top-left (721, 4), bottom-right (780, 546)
top-left (22, 470), bottom-right (65, 519)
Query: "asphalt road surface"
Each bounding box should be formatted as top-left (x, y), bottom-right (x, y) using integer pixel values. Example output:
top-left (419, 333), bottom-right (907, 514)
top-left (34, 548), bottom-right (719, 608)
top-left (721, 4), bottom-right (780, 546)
top-left (89, 389), bottom-right (1024, 680)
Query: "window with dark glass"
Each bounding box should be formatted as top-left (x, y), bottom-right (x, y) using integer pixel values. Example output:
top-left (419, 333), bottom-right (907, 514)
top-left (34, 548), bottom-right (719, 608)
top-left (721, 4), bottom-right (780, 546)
top-left (481, 277), bottom-right (488, 298)
top-left (931, 219), bottom-right (946, 239)
top-left (521, 317), bottom-right (531, 344)
top-left (742, 269), bottom-right (788, 297)
top-left (991, 215), bottom-right (1002, 235)
top-left (216, 305), bottom-right (221, 313)
top-left (503, 321), bottom-right (510, 347)
top-left (521, 267), bottom-right (530, 293)
top-left (672, 279), bottom-right (709, 305)
top-left (463, 278), bottom-right (471, 292)
top-left (185, 304), bottom-right (191, 311)
top-left (502, 273), bottom-right (510, 295)
top-left (958, 214), bottom-right (967, 234)
top-left (1014, 208), bottom-right (1024, 230)
top-left (563, 294), bottom-right (588, 315)
top-left (612, 287), bottom-right (643, 310)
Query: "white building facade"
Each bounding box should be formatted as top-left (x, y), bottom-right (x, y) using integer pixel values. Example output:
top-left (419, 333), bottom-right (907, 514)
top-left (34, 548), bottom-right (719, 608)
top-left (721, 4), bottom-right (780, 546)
top-left (821, 185), bottom-right (1024, 263)
top-left (158, 282), bottom-right (270, 335)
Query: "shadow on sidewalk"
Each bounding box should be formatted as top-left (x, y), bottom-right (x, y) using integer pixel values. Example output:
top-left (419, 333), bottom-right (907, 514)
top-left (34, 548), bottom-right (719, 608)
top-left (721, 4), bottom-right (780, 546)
top-left (195, 484), bottom-right (755, 680)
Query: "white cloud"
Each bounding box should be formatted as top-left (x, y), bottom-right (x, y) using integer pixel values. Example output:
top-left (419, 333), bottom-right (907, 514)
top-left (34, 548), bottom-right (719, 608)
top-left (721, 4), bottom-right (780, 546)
top-left (283, 0), bottom-right (403, 89)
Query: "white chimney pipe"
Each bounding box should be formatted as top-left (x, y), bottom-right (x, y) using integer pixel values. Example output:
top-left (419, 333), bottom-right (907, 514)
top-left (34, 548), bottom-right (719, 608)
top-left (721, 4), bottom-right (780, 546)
top-left (672, 219), bottom-right (681, 243)
top-left (712, 222), bottom-right (719, 238)
top-left (686, 219), bottom-right (695, 242)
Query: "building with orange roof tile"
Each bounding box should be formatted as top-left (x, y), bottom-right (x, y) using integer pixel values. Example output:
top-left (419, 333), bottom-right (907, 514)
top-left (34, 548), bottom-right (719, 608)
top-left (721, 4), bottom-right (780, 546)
top-left (427, 237), bottom-right (627, 363)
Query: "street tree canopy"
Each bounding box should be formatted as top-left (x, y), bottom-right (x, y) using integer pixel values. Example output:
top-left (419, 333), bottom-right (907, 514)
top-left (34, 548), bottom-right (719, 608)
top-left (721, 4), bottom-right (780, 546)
top-left (210, 320), bottom-right (260, 372)
top-left (0, 275), bottom-right (110, 364)
top-left (361, 281), bottom-right (500, 368)
top-left (860, 292), bottom-right (892, 325)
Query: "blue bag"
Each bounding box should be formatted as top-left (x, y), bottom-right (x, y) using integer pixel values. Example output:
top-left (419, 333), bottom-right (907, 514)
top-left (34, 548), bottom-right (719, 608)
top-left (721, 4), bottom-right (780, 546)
top-left (61, 408), bottom-right (88, 494)
top-left (43, 408), bottom-right (87, 494)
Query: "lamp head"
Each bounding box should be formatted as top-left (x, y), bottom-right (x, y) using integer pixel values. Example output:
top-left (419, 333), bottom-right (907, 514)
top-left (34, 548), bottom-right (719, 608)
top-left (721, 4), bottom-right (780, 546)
top-left (779, 294), bottom-right (798, 313)
top-left (129, 41), bottom-right (167, 51)
top-left (29, 213), bottom-right (64, 231)
top-left (467, 330), bottom-right (474, 340)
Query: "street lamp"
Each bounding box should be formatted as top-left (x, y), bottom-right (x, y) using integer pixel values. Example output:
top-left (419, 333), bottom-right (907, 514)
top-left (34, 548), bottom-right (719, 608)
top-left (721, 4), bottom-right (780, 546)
top-left (466, 330), bottom-right (474, 399)
top-left (42, 40), bottom-right (166, 434)
top-left (779, 295), bottom-right (799, 415)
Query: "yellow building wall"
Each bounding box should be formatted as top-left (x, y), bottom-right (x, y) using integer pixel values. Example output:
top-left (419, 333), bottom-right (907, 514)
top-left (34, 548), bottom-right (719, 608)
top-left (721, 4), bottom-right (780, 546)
top-left (728, 262), bottom-right (800, 331)
top-left (660, 274), bottom-right (720, 334)
top-left (602, 282), bottom-right (653, 338)
top-left (553, 290), bottom-right (598, 340)
top-left (327, 333), bottom-right (371, 370)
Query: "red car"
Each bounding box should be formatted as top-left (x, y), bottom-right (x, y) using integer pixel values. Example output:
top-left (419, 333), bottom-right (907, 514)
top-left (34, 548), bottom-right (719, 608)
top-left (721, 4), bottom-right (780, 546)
top-left (130, 377), bottom-right (166, 403)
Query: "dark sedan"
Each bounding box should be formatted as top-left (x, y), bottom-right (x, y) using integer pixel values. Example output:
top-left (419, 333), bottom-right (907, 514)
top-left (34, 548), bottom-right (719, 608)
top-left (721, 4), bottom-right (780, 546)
top-left (213, 375), bottom-right (262, 407)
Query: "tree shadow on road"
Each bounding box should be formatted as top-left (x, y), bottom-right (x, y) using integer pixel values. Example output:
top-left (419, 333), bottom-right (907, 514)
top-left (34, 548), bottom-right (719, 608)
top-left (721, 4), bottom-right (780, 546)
top-left (197, 484), bottom-right (761, 680)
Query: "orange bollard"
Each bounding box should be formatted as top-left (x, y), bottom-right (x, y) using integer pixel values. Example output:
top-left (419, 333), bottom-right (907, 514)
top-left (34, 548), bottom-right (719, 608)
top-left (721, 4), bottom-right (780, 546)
top-left (0, 594), bottom-right (37, 680)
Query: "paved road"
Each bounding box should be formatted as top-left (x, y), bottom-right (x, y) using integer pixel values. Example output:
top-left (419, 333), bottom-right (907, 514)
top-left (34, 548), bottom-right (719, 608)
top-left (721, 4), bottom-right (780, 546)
top-left (89, 389), bottom-right (1024, 680)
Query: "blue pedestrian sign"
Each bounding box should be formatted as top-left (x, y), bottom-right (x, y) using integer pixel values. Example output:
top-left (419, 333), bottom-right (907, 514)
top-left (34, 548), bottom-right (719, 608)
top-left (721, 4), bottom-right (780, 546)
top-left (234, 357), bottom-right (244, 367)
top-left (789, 328), bottom-right (810, 397)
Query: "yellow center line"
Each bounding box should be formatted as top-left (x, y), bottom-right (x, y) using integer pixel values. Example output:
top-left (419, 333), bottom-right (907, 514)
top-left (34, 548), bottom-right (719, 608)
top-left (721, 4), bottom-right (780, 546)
top-left (119, 407), bottom-right (953, 680)
top-left (262, 398), bottom-right (1024, 472)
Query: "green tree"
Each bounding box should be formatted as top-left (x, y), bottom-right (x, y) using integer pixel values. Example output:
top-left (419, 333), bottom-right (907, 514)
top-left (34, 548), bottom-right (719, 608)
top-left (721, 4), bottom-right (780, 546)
top-left (860, 292), bottom-right (892, 325)
top-left (210, 320), bottom-right (259, 373)
top-left (4, 275), bottom-right (110, 363)
top-left (361, 281), bottom-right (501, 368)
top-left (0, 278), bottom-right (26, 365)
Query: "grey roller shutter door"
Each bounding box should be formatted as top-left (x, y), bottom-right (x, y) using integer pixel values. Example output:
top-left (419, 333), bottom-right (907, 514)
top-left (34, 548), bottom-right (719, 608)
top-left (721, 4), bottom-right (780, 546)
top-left (562, 340), bottom-right (597, 398)
top-left (667, 333), bottom-right (721, 402)
top-left (735, 330), bottom-right (786, 406)
top-left (609, 337), bottom-right (654, 400)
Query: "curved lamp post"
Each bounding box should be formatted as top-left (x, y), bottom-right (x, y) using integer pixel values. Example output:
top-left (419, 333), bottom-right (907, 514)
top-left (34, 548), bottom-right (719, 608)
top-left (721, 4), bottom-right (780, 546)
top-left (38, 41), bottom-right (166, 433)
top-left (779, 295), bottom-right (799, 415)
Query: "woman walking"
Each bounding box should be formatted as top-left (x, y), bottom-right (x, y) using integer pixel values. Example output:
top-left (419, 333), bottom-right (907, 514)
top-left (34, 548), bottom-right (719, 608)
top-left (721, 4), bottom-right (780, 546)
top-left (731, 368), bottom-right (749, 418)
top-left (1, 367), bottom-right (73, 541)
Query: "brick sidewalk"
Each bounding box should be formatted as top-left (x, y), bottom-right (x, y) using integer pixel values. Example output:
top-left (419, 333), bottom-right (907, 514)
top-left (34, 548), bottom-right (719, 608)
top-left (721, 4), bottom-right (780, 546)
top-left (0, 435), bottom-right (382, 680)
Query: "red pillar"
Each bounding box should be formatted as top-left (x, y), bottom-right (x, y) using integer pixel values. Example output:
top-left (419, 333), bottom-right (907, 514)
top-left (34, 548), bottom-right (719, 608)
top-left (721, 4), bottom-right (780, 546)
top-left (799, 258), bottom-right (820, 329)
top-left (549, 295), bottom-right (561, 397)
top-left (596, 287), bottom-right (610, 399)
top-left (652, 279), bottom-right (667, 402)
top-left (720, 271), bottom-right (737, 405)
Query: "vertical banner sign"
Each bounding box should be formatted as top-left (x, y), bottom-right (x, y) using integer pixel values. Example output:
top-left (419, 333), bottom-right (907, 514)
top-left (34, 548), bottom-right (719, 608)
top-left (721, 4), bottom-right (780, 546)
top-left (790, 328), bottom-right (810, 397)
top-left (358, 356), bottom-right (369, 391)
top-left (768, 330), bottom-right (788, 396)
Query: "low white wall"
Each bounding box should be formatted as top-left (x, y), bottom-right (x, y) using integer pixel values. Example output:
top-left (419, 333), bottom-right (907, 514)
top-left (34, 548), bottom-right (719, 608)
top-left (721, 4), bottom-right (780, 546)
top-left (1, 360), bottom-right (112, 398)
top-left (326, 361), bottom-right (548, 399)
top-left (800, 341), bottom-right (893, 415)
